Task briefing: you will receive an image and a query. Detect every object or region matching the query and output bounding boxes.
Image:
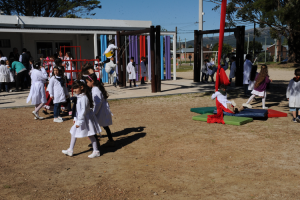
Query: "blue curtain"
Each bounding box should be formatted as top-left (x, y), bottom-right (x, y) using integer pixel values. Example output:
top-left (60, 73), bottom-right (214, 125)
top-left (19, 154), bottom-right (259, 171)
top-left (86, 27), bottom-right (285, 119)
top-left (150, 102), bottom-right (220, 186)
top-left (100, 35), bottom-right (108, 83)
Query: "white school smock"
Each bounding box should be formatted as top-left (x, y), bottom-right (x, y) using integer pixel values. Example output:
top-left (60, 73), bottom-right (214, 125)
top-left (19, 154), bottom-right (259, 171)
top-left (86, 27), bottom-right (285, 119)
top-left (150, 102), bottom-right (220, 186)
top-left (92, 86), bottom-right (112, 126)
top-left (70, 94), bottom-right (101, 138)
top-left (211, 91), bottom-right (232, 108)
top-left (229, 61), bottom-right (236, 79)
top-left (286, 79), bottom-right (300, 108)
top-left (104, 44), bottom-right (118, 58)
top-left (243, 59), bottom-right (252, 84)
top-left (47, 75), bottom-right (69, 104)
top-left (206, 62), bottom-right (213, 76)
top-left (7, 65), bottom-right (15, 82)
top-left (94, 61), bottom-right (101, 79)
top-left (127, 62), bottom-right (136, 80)
top-left (0, 64), bottom-right (11, 82)
top-left (64, 57), bottom-right (76, 80)
top-left (141, 61), bottom-right (147, 77)
top-left (105, 61), bottom-right (117, 77)
top-left (26, 69), bottom-right (48, 105)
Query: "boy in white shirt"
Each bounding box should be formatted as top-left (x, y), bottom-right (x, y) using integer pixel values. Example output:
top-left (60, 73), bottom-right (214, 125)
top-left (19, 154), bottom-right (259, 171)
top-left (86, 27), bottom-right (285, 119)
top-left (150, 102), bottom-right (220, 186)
top-left (286, 68), bottom-right (300, 122)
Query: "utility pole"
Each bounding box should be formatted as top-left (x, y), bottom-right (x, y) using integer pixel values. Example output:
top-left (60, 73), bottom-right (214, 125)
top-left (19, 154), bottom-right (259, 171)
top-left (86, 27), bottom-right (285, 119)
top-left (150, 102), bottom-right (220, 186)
top-left (185, 38), bottom-right (187, 63)
top-left (179, 36), bottom-right (181, 66)
top-left (253, 21), bottom-right (256, 61)
top-left (199, 0), bottom-right (203, 73)
top-left (175, 26), bottom-right (178, 69)
top-left (274, 38), bottom-right (277, 62)
top-left (247, 33), bottom-right (249, 54)
top-left (265, 36), bottom-right (267, 63)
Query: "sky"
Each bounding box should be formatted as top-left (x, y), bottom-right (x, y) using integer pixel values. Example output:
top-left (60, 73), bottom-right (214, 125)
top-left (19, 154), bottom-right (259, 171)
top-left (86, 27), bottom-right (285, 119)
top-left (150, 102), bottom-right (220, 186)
top-left (91, 0), bottom-right (254, 42)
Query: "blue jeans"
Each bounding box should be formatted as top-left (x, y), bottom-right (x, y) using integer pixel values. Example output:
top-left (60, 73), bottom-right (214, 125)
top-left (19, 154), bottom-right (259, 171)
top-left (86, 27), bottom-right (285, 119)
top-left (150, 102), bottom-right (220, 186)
top-left (0, 82), bottom-right (9, 92)
top-left (113, 77), bottom-right (117, 84)
top-left (54, 103), bottom-right (61, 118)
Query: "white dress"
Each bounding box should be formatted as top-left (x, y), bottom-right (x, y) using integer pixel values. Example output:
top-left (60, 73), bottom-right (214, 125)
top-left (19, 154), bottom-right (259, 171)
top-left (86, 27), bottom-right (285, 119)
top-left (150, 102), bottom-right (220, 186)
top-left (127, 62), bottom-right (136, 80)
top-left (229, 61), bottom-right (236, 79)
top-left (47, 76), bottom-right (69, 104)
top-left (26, 69), bottom-right (48, 105)
top-left (0, 64), bottom-right (11, 82)
top-left (92, 87), bottom-right (112, 127)
top-left (206, 63), bottom-right (213, 76)
top-left (7, 65), bottom-right (15, 82)
top-left (64, 57), bottom-right (76, 80)
top-left (211, 91), bottom-right (232, 108)
top-left (243, 59), bottom-right (252, 84)
top-left (141, 61), bottom-right (147, 77)
top-left (286, 79), bottom-right (300, 108)
top-left (105, 61), bottom-right (117, 77)
top-left (70, 94), bottom-right (102, 138)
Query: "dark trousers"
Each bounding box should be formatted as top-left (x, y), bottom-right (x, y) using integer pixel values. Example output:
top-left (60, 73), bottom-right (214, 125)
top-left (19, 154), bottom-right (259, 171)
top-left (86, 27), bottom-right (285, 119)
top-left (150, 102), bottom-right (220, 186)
top-left (16, 70), bottom-right (27, 91)
top-left (25, 71), bottom-right (31, 88)
top-left (103, 126), bottom-right (114, 141)
top-left (244, 84), bottom-right (250, 95)
top-left (54, 103), bottom-right (61, 118)
top-left (70, 97), bottom-right (77, 118)
top-left (141, 77), bottom-right (145, 84)
top-left (129, 79), bottom-right (136, 87)
top-left (201, 72), bottom-right (207, 82)
top-left (0, 82), bottom-right (9, 92)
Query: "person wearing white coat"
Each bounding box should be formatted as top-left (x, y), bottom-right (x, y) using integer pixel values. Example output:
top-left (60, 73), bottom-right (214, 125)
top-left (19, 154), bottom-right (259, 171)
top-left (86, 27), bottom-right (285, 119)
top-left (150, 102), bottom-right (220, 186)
top-left (141, 57), bottom-right (147, 84)
top-left (105, 57), bottom-right (118, 87)
top-left (26, 61), bottom-right (48, 119)
top-left (243, 54), bottom-right (253, 96)
top-left (0, 60), bottom-right (11, 92)
top-left (286, 69), bottom-right (300, 122)
top-left (127, 57), bottom-right (136, 87)
top-left (47, 66), bottom-right (69, 123)
top-left (229, 56), bottom-right (236, 84)
top-left (62, 81), bottom-right (101, 158)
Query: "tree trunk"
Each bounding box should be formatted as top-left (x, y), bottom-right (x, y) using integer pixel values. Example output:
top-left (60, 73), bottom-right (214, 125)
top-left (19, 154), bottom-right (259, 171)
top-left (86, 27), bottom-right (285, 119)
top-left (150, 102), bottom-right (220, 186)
top-left (288, 31), bottom-right (300, 63)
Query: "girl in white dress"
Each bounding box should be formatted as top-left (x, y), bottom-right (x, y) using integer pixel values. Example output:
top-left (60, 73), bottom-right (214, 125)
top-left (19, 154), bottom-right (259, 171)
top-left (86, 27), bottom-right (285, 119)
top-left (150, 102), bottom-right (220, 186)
top-left (62, 80), bottom-right (101, 158)
top-left (26, 61), bottom-right (48, 119)
top-left (0, 60), bottom-right (11, 92)
top-left (127, 57), bottom-right (136, 87)
top-left (85, 73), bottom-right (114, 145)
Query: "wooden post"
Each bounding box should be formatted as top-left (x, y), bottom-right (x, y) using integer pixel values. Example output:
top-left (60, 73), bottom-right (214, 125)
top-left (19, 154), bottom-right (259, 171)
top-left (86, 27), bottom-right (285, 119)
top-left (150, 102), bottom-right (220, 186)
top-left (150, 26), bottom-right (156, 93)
top-left (117, 31), bottom-right (122, 86)
top-left (235, 26), bottom-right (242, 86)
top-left (198, 33), bottom-right (202, 82)
top-left (194, 30), bottom-right (200, 82)
top-left (156, 26), bottom-right (161, 92)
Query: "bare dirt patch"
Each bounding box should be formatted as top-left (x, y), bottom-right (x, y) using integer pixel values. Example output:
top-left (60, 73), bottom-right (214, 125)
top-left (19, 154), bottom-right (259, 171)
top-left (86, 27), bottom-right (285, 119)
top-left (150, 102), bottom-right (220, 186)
top-left (1, 75), bottom-right (300, 199)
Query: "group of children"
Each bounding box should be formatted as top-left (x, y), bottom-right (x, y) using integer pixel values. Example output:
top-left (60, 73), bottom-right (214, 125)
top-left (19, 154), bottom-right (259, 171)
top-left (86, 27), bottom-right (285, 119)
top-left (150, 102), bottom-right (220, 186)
top-left (0, 56), bottom-right (15, 92)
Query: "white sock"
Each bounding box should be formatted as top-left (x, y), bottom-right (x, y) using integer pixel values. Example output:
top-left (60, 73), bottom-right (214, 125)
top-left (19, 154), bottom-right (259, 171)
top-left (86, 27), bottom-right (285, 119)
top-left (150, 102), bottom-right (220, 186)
top-left (69, 135), bottom-right (77, 151)
top-left (246, 95), bottom-right (256, 104)
top-left (89, 136), bottom-right (99, 152)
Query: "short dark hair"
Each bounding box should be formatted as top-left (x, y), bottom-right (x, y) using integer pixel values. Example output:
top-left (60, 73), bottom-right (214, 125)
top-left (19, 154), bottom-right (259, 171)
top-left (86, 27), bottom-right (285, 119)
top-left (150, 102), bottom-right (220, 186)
top-left (141, 57), bottom-right (146, 60)
top-left (219, 84), bottom-right (226, 90)
top-left (130, 57), bottom-right (134, 60)
top-left (231, 56), bottom-right (236, 61)
top-left (295, 68), bottom-right (300, 76)
top-left (246, 54), bottom-right (251, 60)
top-left (22, 48), bottom-right (27, 52)
top-left (55, 58), bottom-right (62, 67)
top-left (96, 56), bottom-right (99, 59)
top-left (0, 60), bottom-right (5, 65)
top-left (204, 59), bottom-right (209, 62)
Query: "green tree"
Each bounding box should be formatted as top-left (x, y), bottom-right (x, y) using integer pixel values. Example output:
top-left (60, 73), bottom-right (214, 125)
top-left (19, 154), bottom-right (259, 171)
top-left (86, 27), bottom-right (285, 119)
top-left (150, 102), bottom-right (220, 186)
top-left (188, 45), bottom-right (193, 48)
top-left (0, 0), bottom-right (101, 17)
top-left (244, 41), bottom-right (263, 54)
top-left (211, 0), bottom-right (300, 63)
top-left (212, 43), bottom-right (232, 56)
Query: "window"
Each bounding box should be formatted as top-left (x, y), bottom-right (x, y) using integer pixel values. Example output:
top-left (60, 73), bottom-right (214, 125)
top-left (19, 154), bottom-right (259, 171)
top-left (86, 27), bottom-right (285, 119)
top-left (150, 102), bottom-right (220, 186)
top-left (37, 42), bottom-right (53, 58)
top-left (0, 39), bottom-right (11, 48)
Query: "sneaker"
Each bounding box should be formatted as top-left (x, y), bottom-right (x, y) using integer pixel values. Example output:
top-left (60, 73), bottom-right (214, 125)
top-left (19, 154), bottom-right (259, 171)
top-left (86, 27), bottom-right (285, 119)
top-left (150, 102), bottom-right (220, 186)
top-left (62, 149), bottom-right (73, 156)
top-left (231, 100), bottom-right (237, 107)
top-left (58, 116), bottom-right (65, 121)
top-left (54, 118), bottom-right (64, 123)
top-left (292, 118), bottom-right (298, 123)
top-left (296, 117), bottom-right (300, 122)
top-left (32, 111), bottom-right (39, 118)
top-left (88, 150), bottom-right (100, 158)
top-left (242, 103), bottom-right (252, 108)
top-left (42, 110), bottom-right (48, 115)
top-left (34, 116), bottom-right (44, 120)
top-left (262, 106), bottom-right (268, 109)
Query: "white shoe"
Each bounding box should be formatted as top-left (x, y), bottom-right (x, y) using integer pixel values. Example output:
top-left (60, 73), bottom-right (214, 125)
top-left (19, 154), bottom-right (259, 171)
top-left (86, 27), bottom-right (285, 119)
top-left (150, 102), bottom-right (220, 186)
top-left (34, 116), bottom-right (44, 120)
top-left (262, 106), bottom-right (268, 109)
top-left (88, 151), bottom-right (100, 158)
top-left (62, 149), bottom-right (73, 156)
top-left (231, 100), bottom-right (237, 107)
top-left (54, 118), bottom-right (64, 123)
top-left (242, 103), bottom-right (252, 108)
top-left (32, 111), bottom-right (39, 118)
top-left (58, 116), bottom-right (65, 121)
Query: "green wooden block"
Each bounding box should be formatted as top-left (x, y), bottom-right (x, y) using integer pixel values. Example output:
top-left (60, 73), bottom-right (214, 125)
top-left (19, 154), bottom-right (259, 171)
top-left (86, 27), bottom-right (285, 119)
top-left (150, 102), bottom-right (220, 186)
top-left (190, 107), bottom-right (217, 114)
top-left (192, 114), bottom-right (253, 126)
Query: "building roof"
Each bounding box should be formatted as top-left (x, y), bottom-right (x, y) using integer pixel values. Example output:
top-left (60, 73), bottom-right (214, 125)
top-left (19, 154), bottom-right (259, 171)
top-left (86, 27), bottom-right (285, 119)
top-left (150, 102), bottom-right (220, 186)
top-left (262, 44), bottom-right (289, 51)
top-left (0, 15), bottom-right (152, 31)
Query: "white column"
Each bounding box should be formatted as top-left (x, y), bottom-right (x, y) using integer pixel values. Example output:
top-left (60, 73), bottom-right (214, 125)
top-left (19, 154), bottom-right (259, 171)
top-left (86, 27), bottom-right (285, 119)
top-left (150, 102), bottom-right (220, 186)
top-left (173, 33), bottom-right (177, 80)
top-left (94, 33), bottom-right (98, 59)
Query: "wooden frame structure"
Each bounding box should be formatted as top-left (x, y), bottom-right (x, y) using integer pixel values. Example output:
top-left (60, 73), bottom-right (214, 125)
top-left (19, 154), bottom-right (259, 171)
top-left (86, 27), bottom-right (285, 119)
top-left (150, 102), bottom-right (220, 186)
top-left (116, 25), bottom-right (162, 93)
top-left (194, 26), bottom-right (245, 86)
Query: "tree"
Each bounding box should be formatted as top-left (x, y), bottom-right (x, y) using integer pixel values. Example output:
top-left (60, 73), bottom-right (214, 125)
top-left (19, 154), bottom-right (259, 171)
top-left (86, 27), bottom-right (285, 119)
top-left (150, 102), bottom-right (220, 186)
top-left (244, 41), bottom-right (262, 54)
top-left (210, 0), bottom-right (300, 63)
top-left (212, 43), bottom-right (232, 57)
top-left (188, 45), bottom-right (193, 48)
top-left (0, 0), bottom-right (102, 17)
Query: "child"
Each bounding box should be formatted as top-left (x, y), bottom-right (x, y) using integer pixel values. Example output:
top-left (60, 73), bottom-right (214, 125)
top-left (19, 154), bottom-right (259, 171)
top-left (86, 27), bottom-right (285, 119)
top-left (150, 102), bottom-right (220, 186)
top-left (141, 57), bottom-right (147, 84)
top-left (127, 57), bottom-right (136, 87)
top-left (85, 73), bottom-right (115, 145)
top-left (94, 56), bottom-right (101, 81)
top-left (105, 57), bottom-right (118, 87)
top-left (206, 60), bottom-right (215, 83)
top-left (64, 52), bottom-right (76, 80)
top-left (0, 60), bottom-right (11, 92)
top-left (211, 84), bottom-right (243, 113)
top-left (248, 65), bottom-right (258, 91)
top-left (201, 59), bottom-right (208, 83)
top-left (243, 54), bottom-right (253, 96)
top-left (229, 56), bottom-right (236, 84)
top-left (286, 68), bottom-right (300, 122)
top-left (103, 39), bottom-right (118, 64)
top-left (47, 65), bottom-right (69, 123)
top-left (243, 65), bottom-right (272, 109)
top-left (62, 80), bottom-right (101, 158)
top-left (26, 61), bottom-right (48, 119)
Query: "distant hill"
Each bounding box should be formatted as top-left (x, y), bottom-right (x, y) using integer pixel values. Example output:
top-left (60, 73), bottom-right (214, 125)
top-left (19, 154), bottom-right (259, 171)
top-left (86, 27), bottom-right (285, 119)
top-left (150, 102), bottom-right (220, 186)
top-left (178, 27), bottom-right (285, 48)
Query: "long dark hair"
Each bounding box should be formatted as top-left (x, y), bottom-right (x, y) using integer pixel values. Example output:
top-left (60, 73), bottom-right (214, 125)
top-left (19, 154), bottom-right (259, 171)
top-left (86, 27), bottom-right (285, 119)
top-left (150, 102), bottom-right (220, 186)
top-left (72, 80), bottom-right (94, 108)
top-left (249, 65), bottom-right (258, 81)
top-left (33, 61), bottom-right (41, 70)
top-left (254, 65), bottom-right (269, 89)
top-left (86, 73), bottom-right (109, 99)
top-left (52, 66), bottom-right (64, 77)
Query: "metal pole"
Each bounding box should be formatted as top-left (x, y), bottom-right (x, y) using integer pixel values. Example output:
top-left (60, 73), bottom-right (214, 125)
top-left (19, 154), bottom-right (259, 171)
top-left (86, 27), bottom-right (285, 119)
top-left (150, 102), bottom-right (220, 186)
top-left (247, 33), bottom-right (249, 54)
top-left (94, 33), bottom-right (98, 59)
top-left (199, 0), bottom-right (203, 80)
top-left (185, 38), bottom-right (187, 63)
top-left (274, 39), bottom-right (277, 62)
top-left (265, 36), bottom-right (267, 63)
top-left (179, 36), bottom-right (181, 66)
top-left (150, 26), bottom-right (156, 93)
top-left (173, 32), bottom-right (177, 80)
top-left (156, 26), bottom-right (161, 92)
top-left (253, 21), bottom-right (255, 60)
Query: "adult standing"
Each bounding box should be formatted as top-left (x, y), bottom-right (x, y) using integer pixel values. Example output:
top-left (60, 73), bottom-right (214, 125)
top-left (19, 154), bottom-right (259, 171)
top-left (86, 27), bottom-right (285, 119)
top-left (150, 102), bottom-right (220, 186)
top-left (9, 48), bottom-right (19, 61)
top-left (19, 48), bottom-right (31, 88)
top-left (243, 54), bottom-right (252, 96)
top-left (10, 60), bottom-right (27, 92)
top-left (140, 57), bottom-right (147, 84)
top-left (229, 56), bottom-right (236, 85)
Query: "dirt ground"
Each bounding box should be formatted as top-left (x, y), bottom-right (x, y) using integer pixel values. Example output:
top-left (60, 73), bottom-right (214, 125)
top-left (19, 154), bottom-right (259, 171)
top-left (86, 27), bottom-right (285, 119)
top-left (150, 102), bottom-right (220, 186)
top-left (1, 68), bottom-right (300, 200)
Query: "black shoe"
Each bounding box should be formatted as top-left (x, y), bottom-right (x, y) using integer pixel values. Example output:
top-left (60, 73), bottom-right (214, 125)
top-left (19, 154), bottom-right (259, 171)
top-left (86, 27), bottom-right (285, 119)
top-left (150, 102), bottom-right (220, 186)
top-left (42, 110), bottom-right (48, 115)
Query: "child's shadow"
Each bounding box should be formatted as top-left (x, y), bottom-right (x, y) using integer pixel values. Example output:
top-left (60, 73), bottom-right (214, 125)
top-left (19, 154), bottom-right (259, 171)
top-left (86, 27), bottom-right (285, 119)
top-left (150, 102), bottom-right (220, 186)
top-left (101, 126), bottom-right (145, 138)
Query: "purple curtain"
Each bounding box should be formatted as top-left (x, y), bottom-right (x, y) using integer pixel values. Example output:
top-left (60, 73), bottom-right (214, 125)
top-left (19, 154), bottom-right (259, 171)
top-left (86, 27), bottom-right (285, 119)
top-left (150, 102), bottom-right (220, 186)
top-left (147, 35), bottom-right (151, 81)
top-left (165, 36), bottom-right (171, 80)
top-left (115, 35), bottom-right (118, 74)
